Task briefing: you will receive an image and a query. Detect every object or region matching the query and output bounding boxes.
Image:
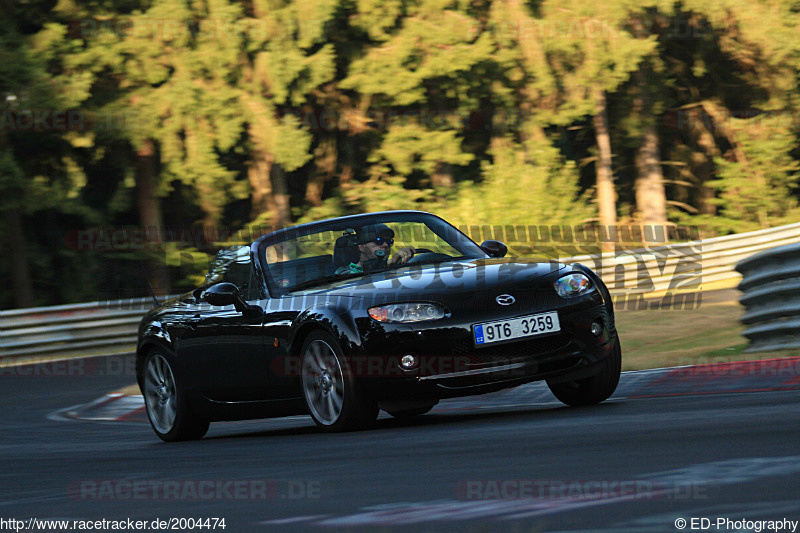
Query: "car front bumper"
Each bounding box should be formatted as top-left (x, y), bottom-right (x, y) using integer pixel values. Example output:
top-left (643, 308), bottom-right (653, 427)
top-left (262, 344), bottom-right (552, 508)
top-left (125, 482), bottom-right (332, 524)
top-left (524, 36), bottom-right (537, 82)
top-left (350, 293), bottom-right (618, 402)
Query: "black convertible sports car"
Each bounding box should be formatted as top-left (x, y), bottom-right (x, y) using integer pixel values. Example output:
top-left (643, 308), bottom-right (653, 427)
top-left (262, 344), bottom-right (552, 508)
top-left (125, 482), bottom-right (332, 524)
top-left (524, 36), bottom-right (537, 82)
top-left (137, 211), bottom-right (621, 441)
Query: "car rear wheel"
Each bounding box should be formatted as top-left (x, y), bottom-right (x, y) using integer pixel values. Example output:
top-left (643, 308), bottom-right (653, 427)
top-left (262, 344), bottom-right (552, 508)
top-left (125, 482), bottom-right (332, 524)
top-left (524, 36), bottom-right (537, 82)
top-left (547, 338), bottom-right (621, 406)
top-left (301, 331), bottom-right (378, 431)
top-left (142, 351), bottom-right (209, 442)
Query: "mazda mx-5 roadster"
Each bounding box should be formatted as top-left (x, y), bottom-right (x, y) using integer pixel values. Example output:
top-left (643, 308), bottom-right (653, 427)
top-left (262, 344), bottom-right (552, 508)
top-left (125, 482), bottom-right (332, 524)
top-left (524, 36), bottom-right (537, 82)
top-left (137, 210), bottom-right (621, 441)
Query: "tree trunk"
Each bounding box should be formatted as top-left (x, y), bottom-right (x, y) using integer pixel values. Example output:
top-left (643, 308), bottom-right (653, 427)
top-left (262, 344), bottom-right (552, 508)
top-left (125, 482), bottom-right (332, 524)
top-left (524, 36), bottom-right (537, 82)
top-left (697, 183), bottom-right (716, 216)
top-left (307, 137), bottom-right (336, 206)
top-left (693, 110), bottom-right (719, 216)
top-left (592, 88), bottom-right (617, 253)
top-left (432, 162), bottom-right (454, 189)
top-left (135, 139), bottom-right (169, 296)
top-left (305, 174), bottom-right (325, 207)
top-left (635, 124), bottom-right (667, 223)
top-left (634, 68), bottom-right (667, 235)
top-left (248, 154), bottom-right (274, 216)
top-left (136, 140), bottom-right (162, 231)
top-left (5, 207), bottom-right (34, 308)
top-left (339, 135), bottom-right (354, 187)
top-left (271, 163), bottom-right (291, 228)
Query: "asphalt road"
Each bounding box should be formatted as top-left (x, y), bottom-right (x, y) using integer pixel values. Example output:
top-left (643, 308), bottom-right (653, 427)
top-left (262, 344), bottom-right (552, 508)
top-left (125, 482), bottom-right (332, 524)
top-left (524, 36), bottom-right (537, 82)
top-left (1, 355), bottom-right (799, 533)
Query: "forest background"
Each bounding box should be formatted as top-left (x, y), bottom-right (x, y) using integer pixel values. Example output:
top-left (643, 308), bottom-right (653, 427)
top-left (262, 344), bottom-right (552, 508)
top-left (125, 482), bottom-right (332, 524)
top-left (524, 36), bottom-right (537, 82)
top-left (2, 0), bottom-right (799, 308)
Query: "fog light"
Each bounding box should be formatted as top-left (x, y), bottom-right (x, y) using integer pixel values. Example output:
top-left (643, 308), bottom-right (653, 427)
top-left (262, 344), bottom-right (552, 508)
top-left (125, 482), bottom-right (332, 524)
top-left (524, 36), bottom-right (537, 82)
top-left (400, 354), bottom-right (417, 369)
top-left (590, 322), bottom-right (603, 336)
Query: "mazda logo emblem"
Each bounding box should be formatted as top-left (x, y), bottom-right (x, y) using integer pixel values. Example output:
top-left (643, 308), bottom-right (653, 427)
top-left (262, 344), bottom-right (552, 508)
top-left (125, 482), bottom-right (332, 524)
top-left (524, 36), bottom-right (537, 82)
top-left (496, 294), bottom-right (515, 306)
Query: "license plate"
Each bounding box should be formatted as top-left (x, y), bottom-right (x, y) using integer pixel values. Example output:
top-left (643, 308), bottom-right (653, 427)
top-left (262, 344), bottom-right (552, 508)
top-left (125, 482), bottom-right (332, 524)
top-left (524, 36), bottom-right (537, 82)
top-left (473, 311), bottom-right (561, 345)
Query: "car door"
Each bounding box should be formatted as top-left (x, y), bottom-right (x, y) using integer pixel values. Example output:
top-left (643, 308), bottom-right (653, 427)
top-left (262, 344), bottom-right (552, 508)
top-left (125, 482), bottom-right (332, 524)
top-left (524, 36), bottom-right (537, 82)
top-left (180, 247), bottom-right (271, 402)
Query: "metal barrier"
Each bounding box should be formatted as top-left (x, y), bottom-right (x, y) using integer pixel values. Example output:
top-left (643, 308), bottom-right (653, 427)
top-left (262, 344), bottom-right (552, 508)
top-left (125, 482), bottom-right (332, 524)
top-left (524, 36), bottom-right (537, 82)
top-left (3, 222), bottom-right (800, 362)
top-left (0, 297), bottom-right (161, 362)
top-left (736, 242), bottom-right (800, 352)
top-left (569, 222), bottom-right (800, 300)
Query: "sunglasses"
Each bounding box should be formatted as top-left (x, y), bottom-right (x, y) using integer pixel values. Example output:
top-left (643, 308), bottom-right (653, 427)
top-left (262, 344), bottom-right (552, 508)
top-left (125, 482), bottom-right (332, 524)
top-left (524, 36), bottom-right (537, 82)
top-left (372, 236), bottom-right (394, 246)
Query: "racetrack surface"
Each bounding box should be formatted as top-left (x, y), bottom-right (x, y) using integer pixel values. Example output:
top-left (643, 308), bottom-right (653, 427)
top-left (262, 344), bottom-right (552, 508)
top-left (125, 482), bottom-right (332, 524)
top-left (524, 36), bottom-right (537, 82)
top-left (1, 355), bottom-right (799, 532)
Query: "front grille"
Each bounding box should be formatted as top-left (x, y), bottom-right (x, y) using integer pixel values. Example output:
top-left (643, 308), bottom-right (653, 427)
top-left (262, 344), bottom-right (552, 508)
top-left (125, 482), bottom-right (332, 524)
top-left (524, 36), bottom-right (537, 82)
top-left (448, 333), bottom-right (572, 366)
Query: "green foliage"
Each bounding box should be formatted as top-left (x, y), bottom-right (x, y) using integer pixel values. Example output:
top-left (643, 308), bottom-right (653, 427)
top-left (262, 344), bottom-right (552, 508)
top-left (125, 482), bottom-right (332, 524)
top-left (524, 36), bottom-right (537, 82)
top-left (350, 0), bottom-right (406, 42)
top-left (437, 138), bottom-right (593, 227)
top-left (528, 1), bottom-right (658, 125)
top-left (5, 0), bottom-right (800, 308)
top-left (706, 115), bottom-right (800, 233)
top-left (342, 2), bottom-right (492, 104)
top-left (0, 149), bottom-right (25, 210)
top-left (370, 125), bottom-right (473, 175)
top-left (273, 116), bottom-right (313, 171)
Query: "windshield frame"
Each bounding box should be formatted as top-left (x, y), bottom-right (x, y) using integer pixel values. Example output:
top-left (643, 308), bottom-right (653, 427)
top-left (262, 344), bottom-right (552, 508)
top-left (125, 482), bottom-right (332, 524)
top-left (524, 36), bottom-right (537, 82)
top-left (255, 211), bottom-right (487, 297)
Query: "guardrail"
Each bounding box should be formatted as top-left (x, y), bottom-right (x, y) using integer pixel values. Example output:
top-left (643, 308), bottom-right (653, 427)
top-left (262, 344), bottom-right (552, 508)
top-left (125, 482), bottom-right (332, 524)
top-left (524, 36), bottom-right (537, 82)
top-left (566, 222), bottom-right (800, 302)
top-left (0, 297), bottom-right (160, 363)
top-left (736, 242), bottom-right (800, 352)
top-left (3, 222), bottom-right (800, 362)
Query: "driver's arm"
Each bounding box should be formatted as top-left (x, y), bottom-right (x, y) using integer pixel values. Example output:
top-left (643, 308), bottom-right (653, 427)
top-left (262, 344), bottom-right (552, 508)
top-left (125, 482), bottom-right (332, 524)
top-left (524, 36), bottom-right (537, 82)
top-left (388, 246), bottom-right (416, 265)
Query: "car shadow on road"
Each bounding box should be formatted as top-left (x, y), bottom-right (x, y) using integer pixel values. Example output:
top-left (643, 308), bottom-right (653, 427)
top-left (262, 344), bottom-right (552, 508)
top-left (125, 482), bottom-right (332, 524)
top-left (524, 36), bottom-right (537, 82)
top-left (196, 401), bottom-right (624, 441)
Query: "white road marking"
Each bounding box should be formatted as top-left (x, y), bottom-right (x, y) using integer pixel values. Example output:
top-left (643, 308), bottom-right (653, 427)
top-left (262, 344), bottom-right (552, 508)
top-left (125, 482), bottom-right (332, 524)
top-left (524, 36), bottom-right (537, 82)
top-left (258, 456), bottom-right (800, 527)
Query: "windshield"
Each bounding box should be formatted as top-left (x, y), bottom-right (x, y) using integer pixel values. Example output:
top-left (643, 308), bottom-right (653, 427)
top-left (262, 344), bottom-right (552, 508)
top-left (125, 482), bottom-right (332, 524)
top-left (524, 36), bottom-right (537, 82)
top-left (259, 212), bottom-right (486, 294)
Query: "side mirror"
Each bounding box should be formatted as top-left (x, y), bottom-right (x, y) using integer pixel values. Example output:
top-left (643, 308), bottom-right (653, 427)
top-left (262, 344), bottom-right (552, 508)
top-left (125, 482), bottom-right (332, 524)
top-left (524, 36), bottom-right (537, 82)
top-left (203, 282), bottom-right (238, 307)
top-left (480, 240), bottom-right (508, 258)
top-left (203, 282), bottom-right (262, 317)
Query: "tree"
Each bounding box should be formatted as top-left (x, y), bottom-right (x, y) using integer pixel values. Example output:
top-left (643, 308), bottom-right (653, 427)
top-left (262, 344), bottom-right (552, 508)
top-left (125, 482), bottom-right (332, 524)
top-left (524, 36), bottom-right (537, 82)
top-left (338, 0), bottom-right (489, 210)
top-left (438, 136), bottom-right (593, 229)
top-left (487, 0), bottom-right (657, 249)
top-left (628, 15), bottom-right (668, 227)
top-left (705, 105), bottom-right (800, 232)
top-left (652, 0), bottom-right (800, 231)
top-left (241, 0), bottom-right (342, 226)
top-left (0, 6), bottom-right (95, 307)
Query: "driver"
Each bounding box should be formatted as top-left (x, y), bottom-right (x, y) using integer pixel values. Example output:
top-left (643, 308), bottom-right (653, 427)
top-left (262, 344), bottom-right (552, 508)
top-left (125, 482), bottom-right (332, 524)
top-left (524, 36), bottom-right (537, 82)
top-left (336, 223), bottom-right (416, 274)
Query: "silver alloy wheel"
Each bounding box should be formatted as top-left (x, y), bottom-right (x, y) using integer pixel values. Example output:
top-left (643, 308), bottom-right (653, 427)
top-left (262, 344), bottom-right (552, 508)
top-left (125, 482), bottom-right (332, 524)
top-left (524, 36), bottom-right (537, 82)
top-left (143, 353), bottom-right (178, 434)
top-left (301, 339), bottom-right (345, 425)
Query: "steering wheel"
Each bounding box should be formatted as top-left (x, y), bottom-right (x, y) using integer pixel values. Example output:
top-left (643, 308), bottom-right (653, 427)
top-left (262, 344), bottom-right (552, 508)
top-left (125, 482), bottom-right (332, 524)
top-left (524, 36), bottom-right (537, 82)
top-left (404, 248), bottom-right (442, 265)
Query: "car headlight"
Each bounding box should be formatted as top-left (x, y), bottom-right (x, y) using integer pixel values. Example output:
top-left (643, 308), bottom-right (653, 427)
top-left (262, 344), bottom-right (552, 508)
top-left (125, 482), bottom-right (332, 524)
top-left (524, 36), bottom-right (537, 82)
top-left (554, 272), bottom-right (593, 298)
top-left (368, 303), bottom-right (447, 323)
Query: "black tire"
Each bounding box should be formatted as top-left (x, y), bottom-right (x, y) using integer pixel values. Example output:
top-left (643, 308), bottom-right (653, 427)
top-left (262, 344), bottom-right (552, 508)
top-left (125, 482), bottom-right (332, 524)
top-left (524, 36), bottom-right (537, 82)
top-left (386, 405), bottom-right (435, 419)
top-left (300, 331), bottom-right (379, 432)
top-left (547, 338), bottom-right (622, 406)
top-left (141, 350), bottom-right (210, 442)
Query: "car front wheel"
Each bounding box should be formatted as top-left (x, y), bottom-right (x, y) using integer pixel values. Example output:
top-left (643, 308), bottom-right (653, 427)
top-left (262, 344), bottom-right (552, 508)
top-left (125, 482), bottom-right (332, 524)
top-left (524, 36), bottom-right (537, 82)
top-left (142, 351), bottom-right (209, 442)
top-left (547, 338), bottom-right (622, 406)
top-left (300, 331), bottom-right (378, 431)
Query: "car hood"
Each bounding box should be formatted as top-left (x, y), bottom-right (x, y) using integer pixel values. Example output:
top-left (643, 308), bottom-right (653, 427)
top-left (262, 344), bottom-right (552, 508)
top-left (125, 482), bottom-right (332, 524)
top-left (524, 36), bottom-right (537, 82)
top-left (294, 258), bottom-right (569, 300)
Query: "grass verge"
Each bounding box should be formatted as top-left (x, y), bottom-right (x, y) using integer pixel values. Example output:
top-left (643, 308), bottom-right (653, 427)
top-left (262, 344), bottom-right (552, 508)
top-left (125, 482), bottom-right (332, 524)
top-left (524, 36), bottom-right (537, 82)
top-left (616, 292), bottom-right (796, 371)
